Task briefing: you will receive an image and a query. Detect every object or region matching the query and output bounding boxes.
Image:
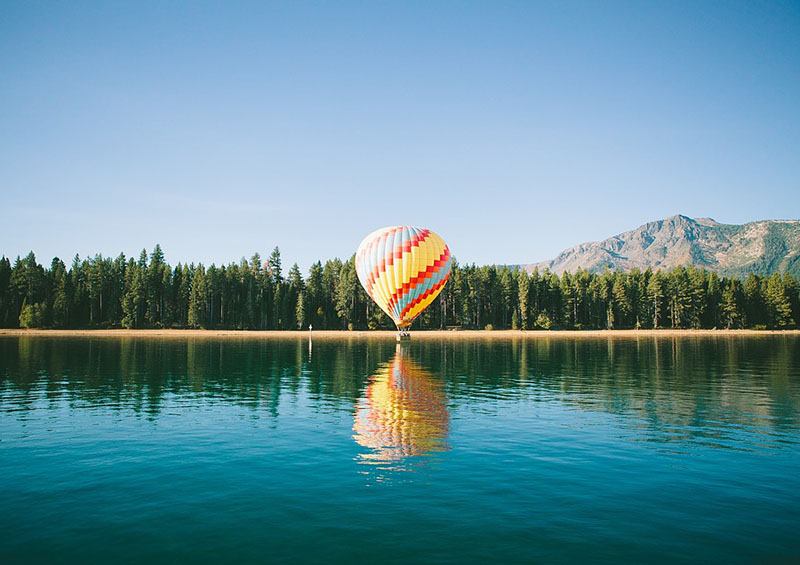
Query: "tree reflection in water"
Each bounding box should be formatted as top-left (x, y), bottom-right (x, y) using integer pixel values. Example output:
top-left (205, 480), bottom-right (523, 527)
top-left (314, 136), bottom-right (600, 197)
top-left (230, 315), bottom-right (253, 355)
top-left (353, 344), bottom-right (449, 469)
top-left (1, 335), bottom-right (798, 452)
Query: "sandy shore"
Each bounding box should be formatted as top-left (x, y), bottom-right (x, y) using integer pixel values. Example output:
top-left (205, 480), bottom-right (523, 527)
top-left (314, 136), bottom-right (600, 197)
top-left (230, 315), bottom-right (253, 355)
top-left (0, 328), bottom-right (797, 339)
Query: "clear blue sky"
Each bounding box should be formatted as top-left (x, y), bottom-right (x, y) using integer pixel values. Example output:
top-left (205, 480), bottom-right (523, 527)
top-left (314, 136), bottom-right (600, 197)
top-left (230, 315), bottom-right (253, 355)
top-left (2, 1), bottom-right (798, 271)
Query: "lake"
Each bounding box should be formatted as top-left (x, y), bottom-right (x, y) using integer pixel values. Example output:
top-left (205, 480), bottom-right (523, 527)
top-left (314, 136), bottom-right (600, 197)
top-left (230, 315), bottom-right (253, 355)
top-left (1, 334), bottom-right (799, 563)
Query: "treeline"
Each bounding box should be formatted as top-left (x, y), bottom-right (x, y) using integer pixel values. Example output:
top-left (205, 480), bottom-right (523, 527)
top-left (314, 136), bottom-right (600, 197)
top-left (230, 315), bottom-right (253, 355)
top-left (1, 245), bottom-right (799, 330)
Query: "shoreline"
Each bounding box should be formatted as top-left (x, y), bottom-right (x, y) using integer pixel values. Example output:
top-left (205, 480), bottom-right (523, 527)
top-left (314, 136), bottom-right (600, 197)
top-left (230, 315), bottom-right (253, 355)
top-left (1, 328), bottom-right (797, 339)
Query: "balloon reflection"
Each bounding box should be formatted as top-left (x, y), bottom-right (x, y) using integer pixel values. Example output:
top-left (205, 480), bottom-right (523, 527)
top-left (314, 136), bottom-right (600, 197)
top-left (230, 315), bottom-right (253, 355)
top-left (353, 346), bottom-right (449, 467)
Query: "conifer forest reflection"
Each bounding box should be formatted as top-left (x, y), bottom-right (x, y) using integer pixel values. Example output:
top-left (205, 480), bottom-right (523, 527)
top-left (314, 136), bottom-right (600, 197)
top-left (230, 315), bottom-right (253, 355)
top-left (3, 335), bottom-right (798, 443)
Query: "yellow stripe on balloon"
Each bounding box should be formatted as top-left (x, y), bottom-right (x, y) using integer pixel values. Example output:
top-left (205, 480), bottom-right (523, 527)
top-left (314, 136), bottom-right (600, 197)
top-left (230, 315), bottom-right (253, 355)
top-left (355, 226), bottom-right (452, 329)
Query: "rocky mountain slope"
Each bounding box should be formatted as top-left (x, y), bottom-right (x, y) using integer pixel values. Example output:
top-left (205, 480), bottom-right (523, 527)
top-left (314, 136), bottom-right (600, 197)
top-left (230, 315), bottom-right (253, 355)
top-left (523, 215), bottom-right (800, 277)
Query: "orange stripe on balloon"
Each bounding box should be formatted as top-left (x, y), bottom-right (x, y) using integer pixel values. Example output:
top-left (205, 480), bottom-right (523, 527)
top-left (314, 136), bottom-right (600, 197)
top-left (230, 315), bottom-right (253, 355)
top-left (386, 246), bottom-right (450, 313)
top-left (364, 229), bottom-right (432, 296)
top-left (398, 273), bottom-right (451, 322)
top-left (360, 227), bottom-right (402, 295)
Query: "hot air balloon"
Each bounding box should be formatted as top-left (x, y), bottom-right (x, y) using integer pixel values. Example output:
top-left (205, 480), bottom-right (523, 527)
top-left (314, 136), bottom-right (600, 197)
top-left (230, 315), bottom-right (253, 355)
top-left (355, 226), bottom-right (452, 333)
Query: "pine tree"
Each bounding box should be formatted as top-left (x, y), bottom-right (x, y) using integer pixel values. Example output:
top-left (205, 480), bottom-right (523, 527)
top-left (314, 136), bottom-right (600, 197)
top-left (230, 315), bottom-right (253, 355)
top-left (335, 257), bottom-right (357, 330)
top-left (765, 273), bottom-right (793, 328)
top-left (0, 257), bottom-right (12, 327)
top-left (612, 273), bottom-right (630, 328)
top-left (147, 244), bottom-right (167, 326)
top-left (51, 258), bottom-right (69, 328)
top-left (637, 268), bottom-right (652, 328)
top-left (575, 269), bottom-right (592, 328)
top-left (121, 255), bottom-right (147, 329)
top-left (743, 274), bottom-right (765, 327)
top-left (306, 261), bottom-right (324, 328)
top-left (10, 252), bottom-right (48, 328)
top-left (18, 301), bottom-right (46, 328)
top-left (686, 266), bottom-right (707, 329)
top-left (86, 254), bottom-right (106, 325)
top-left (499, 268), bottom-right (515, 329)
top-left (517, 270), bottom-right (530, 330)
top-left (705, 271), bottom-right (722, 328)
top-left (560, 272), bottom-right (575, 328)
top-left (268, 247), bottom-right (283, 283)
top-left (600, 269), bottom-right (615, 329)
top-left (188, 265), bottom-right (207, 328)
top-left (645, 270), bottom-right (663, 328)
top-left (296, 290), bottom-right (306, 329)
top-left (102, 253), bottom-right (126, 327)
top-left (668, 266), bottom-right (691, 328)
top-left (784, 273), bottom-right (800, 328)
top-left (720, 280), bottom-right (742, 329)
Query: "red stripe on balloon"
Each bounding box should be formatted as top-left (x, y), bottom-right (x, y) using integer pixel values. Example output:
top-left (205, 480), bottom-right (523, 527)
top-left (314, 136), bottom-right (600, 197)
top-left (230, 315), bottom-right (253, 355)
top-left (359, 227), bottom-right (402, 293)
top-left (364, 229), bottom-right (432, 297)
top-left (397, 272), bottom-right (451, 324)
top-left (385, 246), bottom-right (450, 314)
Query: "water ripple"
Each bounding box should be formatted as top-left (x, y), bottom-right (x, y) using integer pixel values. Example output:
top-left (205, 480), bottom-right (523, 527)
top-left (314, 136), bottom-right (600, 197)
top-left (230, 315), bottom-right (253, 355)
top-left (1, 335), bottom-right (799, 563)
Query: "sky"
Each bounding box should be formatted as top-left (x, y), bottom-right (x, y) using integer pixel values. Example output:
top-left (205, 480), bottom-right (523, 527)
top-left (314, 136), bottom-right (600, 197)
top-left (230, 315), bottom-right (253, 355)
top-left (1, 1), bottom-right (799, 271)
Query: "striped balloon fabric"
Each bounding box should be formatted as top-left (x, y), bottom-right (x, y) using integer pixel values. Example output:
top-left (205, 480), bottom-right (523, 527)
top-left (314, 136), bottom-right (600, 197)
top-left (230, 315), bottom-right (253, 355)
top-left (355, 226), bottom-right (452, 329)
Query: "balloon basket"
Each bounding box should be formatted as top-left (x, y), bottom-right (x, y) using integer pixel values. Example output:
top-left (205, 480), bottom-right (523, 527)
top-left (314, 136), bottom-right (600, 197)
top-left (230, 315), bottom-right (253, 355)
top-left (396, 331), bottom-right (411, 341)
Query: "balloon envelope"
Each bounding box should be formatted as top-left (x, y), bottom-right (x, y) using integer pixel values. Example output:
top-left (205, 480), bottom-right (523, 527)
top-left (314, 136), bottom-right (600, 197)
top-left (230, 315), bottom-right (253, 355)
top-left (355, 226), bottom-right (452, 329)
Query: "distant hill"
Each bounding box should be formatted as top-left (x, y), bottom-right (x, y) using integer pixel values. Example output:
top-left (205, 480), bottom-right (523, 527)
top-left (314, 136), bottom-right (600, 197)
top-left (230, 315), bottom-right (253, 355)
top-left (523, 215), bottom-right (800, 277)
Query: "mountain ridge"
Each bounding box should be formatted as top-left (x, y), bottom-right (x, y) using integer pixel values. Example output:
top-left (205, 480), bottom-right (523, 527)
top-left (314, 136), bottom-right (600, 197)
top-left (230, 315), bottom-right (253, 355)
top-left (523, 215), bottom-right (800, 277)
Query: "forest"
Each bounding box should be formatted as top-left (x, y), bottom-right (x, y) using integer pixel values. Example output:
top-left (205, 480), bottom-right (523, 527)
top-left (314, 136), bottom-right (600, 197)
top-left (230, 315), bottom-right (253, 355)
top-left (1, 245), bottom-right (798, 331)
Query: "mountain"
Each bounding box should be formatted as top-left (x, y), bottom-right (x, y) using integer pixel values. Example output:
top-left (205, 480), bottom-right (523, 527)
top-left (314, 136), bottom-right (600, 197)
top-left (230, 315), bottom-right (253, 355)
top-left (523, 215), bottom-right (800, 277)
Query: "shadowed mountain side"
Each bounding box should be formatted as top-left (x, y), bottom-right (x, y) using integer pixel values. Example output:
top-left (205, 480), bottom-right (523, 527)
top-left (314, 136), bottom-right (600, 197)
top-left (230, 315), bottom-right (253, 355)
top-left (524, 215), bottom-right (800, 277)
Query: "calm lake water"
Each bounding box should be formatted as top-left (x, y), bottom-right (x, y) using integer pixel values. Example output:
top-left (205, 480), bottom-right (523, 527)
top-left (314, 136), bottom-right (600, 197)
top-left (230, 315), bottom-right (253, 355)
top-left (1, 334), bottom-right (799, 563)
